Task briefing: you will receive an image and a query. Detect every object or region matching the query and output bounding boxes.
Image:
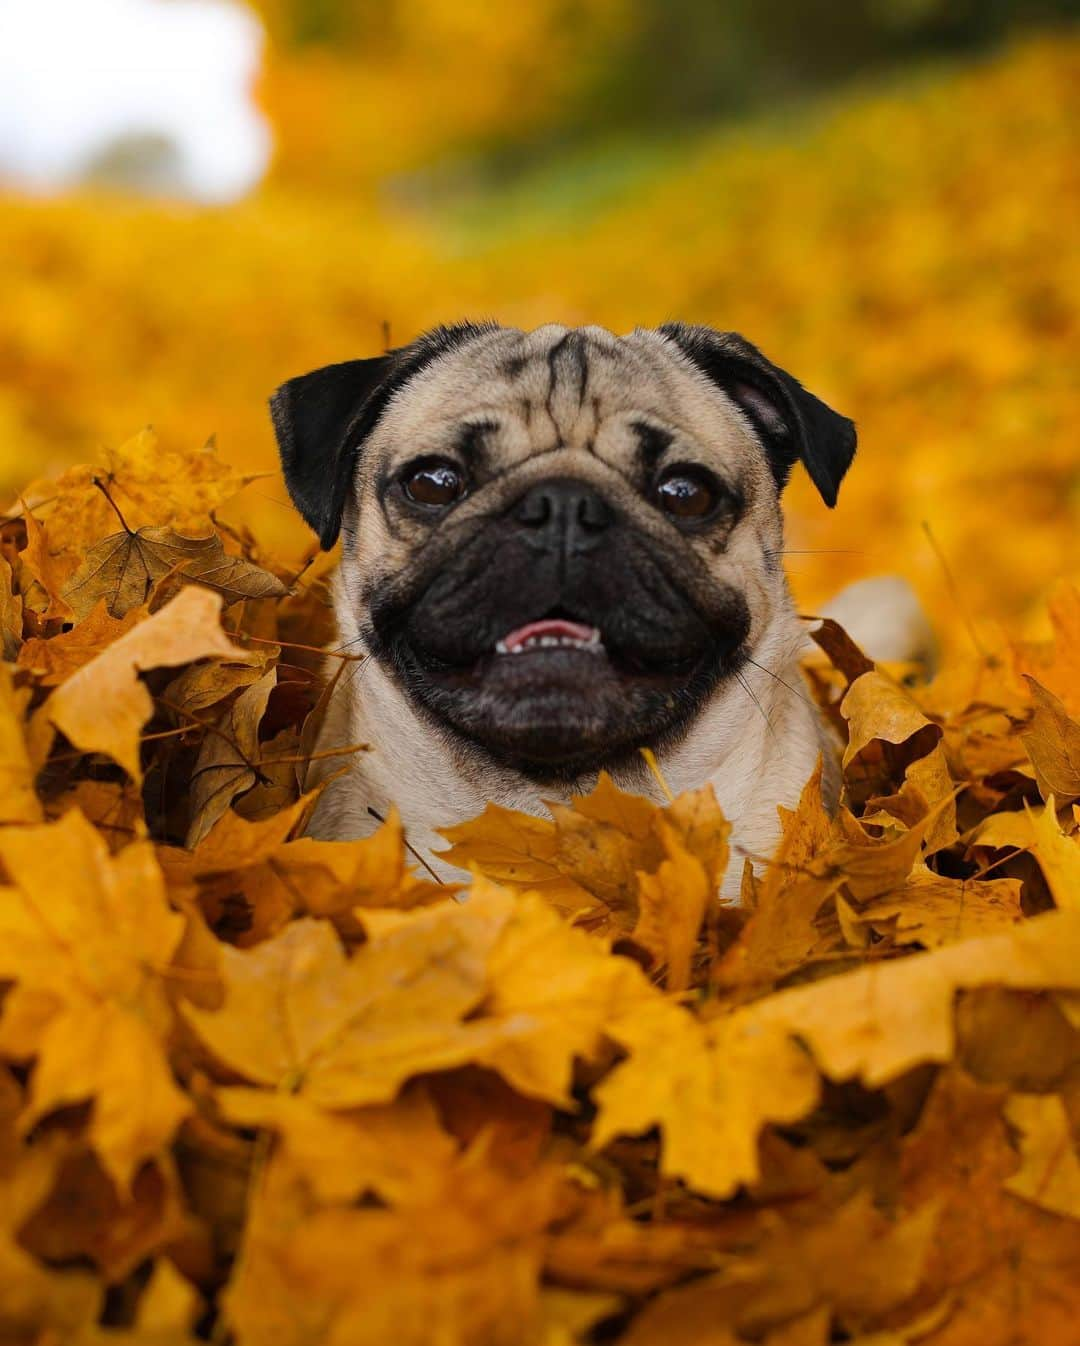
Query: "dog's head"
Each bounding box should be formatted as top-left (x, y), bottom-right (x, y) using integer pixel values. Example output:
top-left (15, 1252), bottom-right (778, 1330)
top-left (270, 323), bottom-right (855, 780)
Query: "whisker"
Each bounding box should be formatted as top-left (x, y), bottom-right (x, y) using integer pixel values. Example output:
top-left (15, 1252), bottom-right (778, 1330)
top-left (734, 667), bottom-right (777, 739)
top-left (743, 655), bottom-right (814, 710)
top-left (368, 805), bottom-right (445, 884)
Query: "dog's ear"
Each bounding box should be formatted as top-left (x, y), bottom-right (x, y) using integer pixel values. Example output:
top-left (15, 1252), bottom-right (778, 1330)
top-left (270, 355), bottom-right (394, 549)
top-left (658, 323), bottom-right (856, 507)
top-left (269, 321), bottom-right (499, 548)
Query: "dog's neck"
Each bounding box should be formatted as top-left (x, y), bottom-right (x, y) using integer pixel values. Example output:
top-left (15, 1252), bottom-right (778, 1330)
top-left (305, 596), bottom-right (831, 901)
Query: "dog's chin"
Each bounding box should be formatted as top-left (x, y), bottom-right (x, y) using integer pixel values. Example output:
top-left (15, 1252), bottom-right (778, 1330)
top-left (381, 630), bottom-right (744, 781)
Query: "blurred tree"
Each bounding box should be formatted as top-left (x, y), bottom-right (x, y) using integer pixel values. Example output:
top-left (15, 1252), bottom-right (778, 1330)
top-left (584, 0), bottom-right (1080, 130)
top-left (249, 0), bottom-right (1078, 184)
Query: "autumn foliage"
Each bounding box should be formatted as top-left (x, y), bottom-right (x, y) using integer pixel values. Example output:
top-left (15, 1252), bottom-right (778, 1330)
top-left (0, 424), bottom-right (1077, 1344)
top-left (1, 14), bottom-right (1079, 1343)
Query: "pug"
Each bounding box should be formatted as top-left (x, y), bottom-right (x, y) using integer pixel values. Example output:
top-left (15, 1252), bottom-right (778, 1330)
top-left (270, 321), bottom-right (857, 898)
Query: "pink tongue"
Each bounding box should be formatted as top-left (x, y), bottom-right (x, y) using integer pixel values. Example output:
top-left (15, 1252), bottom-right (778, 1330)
top-left (500, 618), bottom-right (597, 652)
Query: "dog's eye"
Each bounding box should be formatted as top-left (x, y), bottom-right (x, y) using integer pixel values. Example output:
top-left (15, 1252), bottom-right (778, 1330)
top-left (654, 466), bottom-right (720, 521)
top-left (402, 460), bottom-right (466, 508)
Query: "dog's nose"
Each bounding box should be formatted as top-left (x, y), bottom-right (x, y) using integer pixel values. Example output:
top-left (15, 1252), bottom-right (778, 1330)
top-left (512, 478), bottom-right (613, 552)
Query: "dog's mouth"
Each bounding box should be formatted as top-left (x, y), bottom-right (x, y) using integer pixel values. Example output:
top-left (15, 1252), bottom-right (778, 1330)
top-left (375, 574), bottom-right (750, 778)
top-left (494, 617), bottom-right (603, 657)
top-left (423, 609), bottom-right (696, 686)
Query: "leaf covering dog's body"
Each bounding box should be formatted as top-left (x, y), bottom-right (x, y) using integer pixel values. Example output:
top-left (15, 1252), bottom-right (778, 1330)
top-left (271, 322), bottom-right (857, 897)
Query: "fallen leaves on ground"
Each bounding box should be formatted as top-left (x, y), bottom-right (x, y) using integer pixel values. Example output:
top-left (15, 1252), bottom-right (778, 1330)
top-left (0, 440), bottom-right (1078, 1344)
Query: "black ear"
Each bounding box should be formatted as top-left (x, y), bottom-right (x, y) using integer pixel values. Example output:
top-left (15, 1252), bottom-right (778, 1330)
top-left (269, 321), bottom-right (499, 548)
top-left (270, 355), bottom-right (393, 548)
top-left (658, 323), bottom-right (856, 507)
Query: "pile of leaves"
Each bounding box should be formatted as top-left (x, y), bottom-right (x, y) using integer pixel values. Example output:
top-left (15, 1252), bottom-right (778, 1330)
top-left (1, 435), bottom-right (1079, 1346)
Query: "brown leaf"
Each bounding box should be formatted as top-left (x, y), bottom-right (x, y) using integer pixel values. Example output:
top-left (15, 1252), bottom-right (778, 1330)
top-left (185, 669), bottom-right (276, 847)
top-left (898, 1069), bottom-right (1080, 1346)
top-left (161, 641), bottom-right (276, 717)
top-left (808, 616), bottom-right (875, 684)
top-left (63, 522), bottom-right (287, 622)
top-left (621, 1195), bottom-right (935, 1343)
top-left (713, 762), bottom-right (839, 995)
top-left (1022, 675), bottom-right (1080, 803)
top-left (0, 555), bottom-right (23, 660)
top-left (19, 504), bottom-right (74, 621)
top-left (19, 1149), bottom-right (192, 1284)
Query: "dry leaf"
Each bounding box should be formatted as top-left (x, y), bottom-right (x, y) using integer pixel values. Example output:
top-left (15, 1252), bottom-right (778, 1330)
top-left (215, 1086), bottom-right (459, 1206)
top-left (972, 801), bottom-right (1080, 912)
top-left (18, 600), bottom-right (142, 684)
top-left (19, 430), bottom-right (257, 571)
top-left (0, 664), bottom-right (43, 825)
top-left (0, 554), bottom-right (23, 660)
top-left (853, 864), bottom-right (1024, 948)
top-left (592, 995), bottom-right (821, 1198)
top-left (0, 810), bottom-right (189, 1187)
top-left (0, 431), bottom-right (1076, 1342)
top-left (185, 668), bottom-right (276, 847)
top-left (64, 522), bottom-right (286, 622)
top-left (1002, 1092), bottom-right (1080, 1219)
top-left (19, 505), bottom-right (73, 621)
top-left (899, 1069), bottom-right (1080, 1346)
top-left (1022, 676), bottom-right (1080, 803)
top-left (40, 586), bottom-right (239, 783)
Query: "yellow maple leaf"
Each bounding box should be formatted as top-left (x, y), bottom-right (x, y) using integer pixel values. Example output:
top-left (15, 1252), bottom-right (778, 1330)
top-left (18, 430), bottom-right (259, 574)
top-left (1003, 1092), bottom-right (1080, 1219)
top-left (215, 1086), bottom-right (459, 1206)
top-left (223, 1143), bottom-right (569, 1346)
top-left (592, 995), bottom-right (821, 1199)
top-left (972, 799), bottom-right (1080, 912)
top-left (0, 811), bottom-right (190, 1187)
top-left (438, 800), bottom-right (595, 914)
top-left (853, 863), bottom-right (1023, 948)
top-left (17, 600), bottom-right (142, 685)
top-left (750, 907), bottom-right (1080, 1088)
top-left (440, 774), bottom-right (730, 955)
top-left (0, 664), bottom-right (42, 826)
top-left (37, 586), bottom-right (239, 784)
top-left (598, 909), bottom-right (1080, 1197)
top-left (186, 882), bottom-right (651, 1110)
top-left (632, 824), bottom-right (711, 992)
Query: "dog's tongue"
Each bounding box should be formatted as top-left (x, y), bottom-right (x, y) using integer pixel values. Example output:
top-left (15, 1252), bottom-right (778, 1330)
top-left (499, 618), bottom-right (599, 652)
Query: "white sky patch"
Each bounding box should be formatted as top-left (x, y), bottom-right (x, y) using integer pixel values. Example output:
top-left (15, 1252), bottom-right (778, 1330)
top-left (0, 0), bottom-right (271, 203)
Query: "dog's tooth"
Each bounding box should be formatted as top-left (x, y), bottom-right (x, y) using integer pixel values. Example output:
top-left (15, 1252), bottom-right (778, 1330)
top-left (495, 640), bottom-right (509, 654)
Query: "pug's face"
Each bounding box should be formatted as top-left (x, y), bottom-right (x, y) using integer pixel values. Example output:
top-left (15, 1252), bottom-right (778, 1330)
top-left (271, 323), bottom-right (854, 779)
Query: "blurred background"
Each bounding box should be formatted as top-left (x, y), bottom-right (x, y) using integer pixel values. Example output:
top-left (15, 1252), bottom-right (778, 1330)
top-left (0, 0), bottom-right (1077, 649)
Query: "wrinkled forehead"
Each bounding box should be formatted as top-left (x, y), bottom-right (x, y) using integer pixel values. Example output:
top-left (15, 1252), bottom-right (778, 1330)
top-left (365, 323), bottom-right (763, 478)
